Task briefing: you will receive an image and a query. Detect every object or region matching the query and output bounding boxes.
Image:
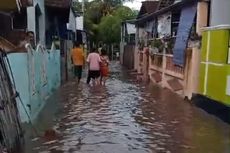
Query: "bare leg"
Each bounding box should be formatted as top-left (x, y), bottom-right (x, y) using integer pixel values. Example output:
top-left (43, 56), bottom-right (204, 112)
top-left (103, 77), bottom-right (107, 85)
top-left (92, 79), bottom-right (96, 86)
top-left (96, 78), bottom-right (100, 85)
top-left (100, 76), bottom-right (103, 85)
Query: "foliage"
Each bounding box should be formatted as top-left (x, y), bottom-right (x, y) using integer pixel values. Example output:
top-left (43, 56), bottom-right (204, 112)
top-left (97, 6), bottom-right (136, 44)
top-left (73, 0), bottom-right (137, 46)
top-left (150, 39), bottom-right (164, 53)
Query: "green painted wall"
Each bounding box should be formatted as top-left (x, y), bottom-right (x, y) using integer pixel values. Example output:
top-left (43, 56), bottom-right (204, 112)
top-left (199, 28), bottom-right (230, 106)
top-left (209, 30), bottom-right (229, 63)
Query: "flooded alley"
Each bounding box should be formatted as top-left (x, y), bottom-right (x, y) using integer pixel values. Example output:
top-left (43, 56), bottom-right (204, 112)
top-left (24, 63), bottom-right (230, 153)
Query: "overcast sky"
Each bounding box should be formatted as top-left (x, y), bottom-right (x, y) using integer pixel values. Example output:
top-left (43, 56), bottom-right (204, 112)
top-left (123, 0), bottom-right (144, 10)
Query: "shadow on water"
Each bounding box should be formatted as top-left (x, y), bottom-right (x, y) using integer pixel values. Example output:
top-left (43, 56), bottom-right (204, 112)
top-left (22, 62), bottom-right (230, 153)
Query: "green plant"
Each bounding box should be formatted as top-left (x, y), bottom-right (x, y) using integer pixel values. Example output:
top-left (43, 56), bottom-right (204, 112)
top-left (166, 38), bottom-right (174, 54)
top-left (138, 39), bottom-right (145, 50)
top-left (150, 39), bottom-right (164, 53)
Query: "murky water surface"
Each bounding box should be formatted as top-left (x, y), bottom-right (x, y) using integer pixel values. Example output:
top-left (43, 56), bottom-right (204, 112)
top-left (24, 63), bottom-right (230, 153)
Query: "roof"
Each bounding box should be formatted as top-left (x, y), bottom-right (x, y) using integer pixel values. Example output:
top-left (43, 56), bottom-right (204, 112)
top-left (122, 19), bottom-right (137, 24)
top-left (45, 0), bottom-right (71, 9)
top-left (21, 0), bottom-right (33, 7)
top-left (137, 1), bottom-right (159, 18)
top-left (136, 0), bottom-right (198, 24)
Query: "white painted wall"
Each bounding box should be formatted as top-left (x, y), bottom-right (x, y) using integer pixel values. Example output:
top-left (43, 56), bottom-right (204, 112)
top-left (210, 0), bottom-right (230, 26)
top-left (27, 0), bottom-right (46, 45)
top-left (68, 9), bottom-right (76, 32)
top-left (76, 16), bottom-right (83, 30)
top-left (27, 6), bottom-right (36, 34)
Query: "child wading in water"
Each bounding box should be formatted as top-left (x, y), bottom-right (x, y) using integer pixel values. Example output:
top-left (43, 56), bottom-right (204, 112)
top-left (100, 49), bottom-right (109, 85)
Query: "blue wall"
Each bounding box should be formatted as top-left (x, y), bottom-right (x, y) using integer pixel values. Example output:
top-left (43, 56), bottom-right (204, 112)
top-left (8, 47), bottom-right (61, 123)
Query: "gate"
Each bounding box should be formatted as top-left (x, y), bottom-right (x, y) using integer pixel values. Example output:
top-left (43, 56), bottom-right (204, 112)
top-left (123, 45), bottom-right (135, 69)
top-left (0, 50), bottom-right (23, 152)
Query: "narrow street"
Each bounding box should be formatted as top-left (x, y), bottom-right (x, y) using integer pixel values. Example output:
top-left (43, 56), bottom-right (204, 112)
top-left (24, 62), bottom-right (230, 153)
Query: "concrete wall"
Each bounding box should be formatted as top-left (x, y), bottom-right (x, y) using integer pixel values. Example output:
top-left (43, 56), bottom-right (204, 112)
top-left (210, 0), bottom-right (230, 26)
top-left (8, 44), bottom-right (61, 122)
top-left (27, 0), bottom-right (46, 45)
top-left (196, 2), bottom-right (208, 35)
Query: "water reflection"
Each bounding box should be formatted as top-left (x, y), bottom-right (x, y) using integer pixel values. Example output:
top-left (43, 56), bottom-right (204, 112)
top-left (24, 63), bottom-right (230, 153)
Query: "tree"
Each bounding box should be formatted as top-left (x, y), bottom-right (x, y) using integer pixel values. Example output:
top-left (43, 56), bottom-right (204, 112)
top-left (97, 6), bottom-right (136, 44)
top-left (73, 0), bottom-right (137, 46)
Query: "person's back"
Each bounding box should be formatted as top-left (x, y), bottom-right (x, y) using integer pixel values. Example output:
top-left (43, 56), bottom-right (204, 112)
top-left (71, 47), bottom-right (84, 66)
top-left (71, 42), bottom-right (85, 83)
top-left (87, 52), bottom-right (101, 71)
top-left (86, 50), bottom-right (101, 85)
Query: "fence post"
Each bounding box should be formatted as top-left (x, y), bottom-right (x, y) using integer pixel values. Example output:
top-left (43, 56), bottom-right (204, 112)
top-left (162, 42), bottom-right (167, 88)
top-left (111, 44), bottom-right (114, 61)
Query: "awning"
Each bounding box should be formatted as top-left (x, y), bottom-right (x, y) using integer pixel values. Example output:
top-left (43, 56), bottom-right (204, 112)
top-left (173, 2), bottom-right (197, 66)
top-left (0, 0), bottom-right (21, 11)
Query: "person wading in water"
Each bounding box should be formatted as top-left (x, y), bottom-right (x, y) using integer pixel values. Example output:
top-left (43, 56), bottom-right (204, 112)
top-left (100, 48), bottom-right (109, 85)
top-left (71, 42), bottom-right (85, 84)
top-left (86, 48), bottom-right (101, 86)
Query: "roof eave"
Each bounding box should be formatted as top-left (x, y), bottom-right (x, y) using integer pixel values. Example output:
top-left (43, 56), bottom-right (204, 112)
top-left (136, 0), bottom-right (199, 24)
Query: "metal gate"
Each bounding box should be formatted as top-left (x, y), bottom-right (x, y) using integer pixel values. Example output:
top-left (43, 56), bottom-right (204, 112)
top-left (0, 50), bottom-right (23, 152)
top-left (123, 45), bottom-right (135, 69)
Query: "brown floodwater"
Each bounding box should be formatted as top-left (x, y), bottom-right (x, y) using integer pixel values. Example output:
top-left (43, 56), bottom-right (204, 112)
top-left (23, 63), bottom-right (230, 153)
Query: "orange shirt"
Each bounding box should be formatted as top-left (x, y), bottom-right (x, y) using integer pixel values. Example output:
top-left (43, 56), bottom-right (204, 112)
top-left (71, 47), bottom-right (85, 66)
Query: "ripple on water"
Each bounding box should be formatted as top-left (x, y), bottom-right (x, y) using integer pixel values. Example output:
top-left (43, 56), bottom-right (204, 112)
top-left (25, 63), bottom-right (230, 153)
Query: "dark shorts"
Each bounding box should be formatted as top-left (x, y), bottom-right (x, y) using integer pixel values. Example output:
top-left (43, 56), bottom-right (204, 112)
top-left (89, 70), bottom-right (100, 79)
top-left (74, 65), bottom-right (83, 78)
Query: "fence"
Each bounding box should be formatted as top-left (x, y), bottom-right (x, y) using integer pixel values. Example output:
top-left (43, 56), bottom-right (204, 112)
top-left (8, 43), bottom-right (61, 123)
top-left (150, 53), bottom-right (184, 79)
top-left (0, 51), bottom-right (23, 152)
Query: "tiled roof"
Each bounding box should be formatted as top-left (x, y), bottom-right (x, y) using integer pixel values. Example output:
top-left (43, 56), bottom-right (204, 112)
top-left (45, 0), bottom-right (71, 8)
top-left (138, 1), bottom-right (159, 18)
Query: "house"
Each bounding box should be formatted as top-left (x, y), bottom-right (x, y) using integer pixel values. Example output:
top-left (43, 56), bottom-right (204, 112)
top-left (0, 0), bottom-right (76, 123)
top-left (0, 0), bottom-right (33, 52)
top-left (134, 0), bottom-right (209, 99)
top-left (195, 0), bottom-right (230, 123)
top-left (120, 1), bottom-right (159, 70)
top-left (45, 0), bottom-right (72, 46)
